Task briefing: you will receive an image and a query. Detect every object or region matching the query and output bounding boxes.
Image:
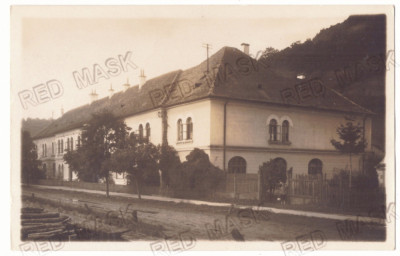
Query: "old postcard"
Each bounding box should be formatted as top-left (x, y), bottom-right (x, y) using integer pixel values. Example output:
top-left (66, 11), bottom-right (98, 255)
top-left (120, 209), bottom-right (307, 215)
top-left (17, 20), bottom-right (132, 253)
top-left (10, 5), bottom-right (396, 253)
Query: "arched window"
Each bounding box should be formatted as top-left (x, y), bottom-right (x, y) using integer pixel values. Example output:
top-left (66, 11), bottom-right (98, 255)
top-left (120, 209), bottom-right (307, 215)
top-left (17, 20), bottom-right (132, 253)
top-left (71, 137), bottom-right (74, 150)
top-left (61, 140), bottom-right (64, 153)
top-left (138, 124), bottom-right (143, 140)
top-left (146, 123), bottom-right (151, 140)
top-left (269, 119), bottom-right (278, 141)
top-left (308, 159), bottom-right (323, 176)
top-left (186, 117), bottom-right (193, 140)
top-left (282, 120), bottom-right (289, 143)
top-left (228, 156), bottom-right (247, 174)
top-left (177, 119), bottom-right (183, 141)
top-left (67, 138), bottom-right (70, 151)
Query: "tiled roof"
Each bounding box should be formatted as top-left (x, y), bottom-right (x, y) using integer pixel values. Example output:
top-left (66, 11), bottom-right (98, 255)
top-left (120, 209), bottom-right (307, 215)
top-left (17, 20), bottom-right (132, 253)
top-left (33, 46), bottom-right (372, 139)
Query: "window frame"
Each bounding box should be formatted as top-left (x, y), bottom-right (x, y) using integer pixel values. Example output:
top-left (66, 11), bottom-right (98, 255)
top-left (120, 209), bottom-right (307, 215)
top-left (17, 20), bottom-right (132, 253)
top-left (138, 124), bottom-right (144, 140)
top-left (228, 156), bottom-right (247, 174)
top-left (177, 119), bottom-right (183, 141)
top-left (308, 158), bottom-right (323, 176)
top-left (145, 123), bottom-right (151, 141)
top-left (282, 120), bottom-right (290, 143)
top-left (186, 117), bottom-right (193, 140)
top-left (269, 119), bottom-right (279, 142)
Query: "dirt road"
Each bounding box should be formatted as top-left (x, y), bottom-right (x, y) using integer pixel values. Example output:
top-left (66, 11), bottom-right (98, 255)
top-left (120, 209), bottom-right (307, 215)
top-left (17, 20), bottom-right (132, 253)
top-left (21, 186), bottom-right (386, 242)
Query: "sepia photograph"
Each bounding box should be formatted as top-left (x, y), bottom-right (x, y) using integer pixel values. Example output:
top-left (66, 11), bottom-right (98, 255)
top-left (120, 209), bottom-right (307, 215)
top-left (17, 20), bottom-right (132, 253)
top-left (10, 4), bottom-right (395, 253)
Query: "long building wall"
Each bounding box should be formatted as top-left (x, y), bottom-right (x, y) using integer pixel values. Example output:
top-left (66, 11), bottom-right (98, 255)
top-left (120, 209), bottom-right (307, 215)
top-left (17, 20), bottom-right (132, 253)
top-left (33, 98), bottom-right (371, 181)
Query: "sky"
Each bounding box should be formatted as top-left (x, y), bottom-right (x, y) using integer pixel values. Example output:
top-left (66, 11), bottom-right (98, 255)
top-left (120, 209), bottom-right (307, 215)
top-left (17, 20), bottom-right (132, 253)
top-left (11, 5), bottom-right (392, 120)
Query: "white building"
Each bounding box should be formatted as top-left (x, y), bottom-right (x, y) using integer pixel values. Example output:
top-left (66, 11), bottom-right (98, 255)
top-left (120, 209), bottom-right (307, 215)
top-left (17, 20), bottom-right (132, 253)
top-left (33, 45), bottom-right (373, 184)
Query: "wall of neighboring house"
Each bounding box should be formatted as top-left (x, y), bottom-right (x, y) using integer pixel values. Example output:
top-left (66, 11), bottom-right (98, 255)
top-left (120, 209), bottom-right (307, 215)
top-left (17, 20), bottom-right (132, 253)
top-left (209, 99), bottom-right (372, 176)
top-left (54, 129), bottom-right (80, 181)
top-left (34, 136), bottom-right (54, 179)
top-left (34, 128), bottom-right (81, 181)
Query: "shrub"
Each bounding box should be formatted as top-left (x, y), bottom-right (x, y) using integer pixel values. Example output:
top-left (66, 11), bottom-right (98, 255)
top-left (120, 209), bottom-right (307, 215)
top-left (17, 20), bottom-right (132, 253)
top-left (362, 153), bottom-right (381, 189)
top-left (259, 159), bottom-right (287, 201)
top-left (329, 170), bottom-right (349, 187)
top-left (168, 148), bottom-right (225, 198)
top-left (329, 167), bottom-right (378, 190)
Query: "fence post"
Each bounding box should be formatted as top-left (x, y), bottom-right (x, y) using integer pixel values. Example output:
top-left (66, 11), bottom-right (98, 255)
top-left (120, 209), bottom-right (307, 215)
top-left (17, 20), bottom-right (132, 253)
top-left (312, 181), bottom-right (315, 204)
top-left (287, 175), bottom-right (292, 204)
top-left (258, 170), bottom-right (262, 202)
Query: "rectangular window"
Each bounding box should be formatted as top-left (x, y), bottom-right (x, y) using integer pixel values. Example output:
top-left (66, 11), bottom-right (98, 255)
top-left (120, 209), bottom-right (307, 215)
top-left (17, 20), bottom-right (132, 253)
top-left (71, 137), bottom-right (74, 151)
top-left (61, 140), bottom-right (64, 153)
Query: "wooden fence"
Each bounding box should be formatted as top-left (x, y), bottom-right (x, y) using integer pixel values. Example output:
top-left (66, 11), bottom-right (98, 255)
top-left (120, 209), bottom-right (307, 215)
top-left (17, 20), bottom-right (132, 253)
top-left (287, 174), bottom-right (385, 208)
top-left (217, 173), bottom-right (259, 200)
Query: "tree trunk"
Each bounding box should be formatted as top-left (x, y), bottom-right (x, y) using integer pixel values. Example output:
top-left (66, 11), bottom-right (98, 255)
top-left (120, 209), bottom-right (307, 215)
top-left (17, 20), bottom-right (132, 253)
top-left (105, 173), bottom-right (110, 198)
top-left (159, 170), bottom-right (164, 193)
top-left (349, 153), bottom-right (352, 207)
top-left (349, 153), bottom-right (352, 189)
top-left (135, 178), bottom-right (142, 199)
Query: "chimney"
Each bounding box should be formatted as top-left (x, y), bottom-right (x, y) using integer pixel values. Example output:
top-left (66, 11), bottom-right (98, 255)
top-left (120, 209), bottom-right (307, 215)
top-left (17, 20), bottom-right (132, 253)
top-left (123, 78), bottom-right (130, 91)
top-left (241, 43), bottom-right (250, 55)
top-left (139, 69), bottom-right (146, 89)
top-left (89, 89), bottom-right (98, 103)
top-left (108, 83), bottom-right (115, 97)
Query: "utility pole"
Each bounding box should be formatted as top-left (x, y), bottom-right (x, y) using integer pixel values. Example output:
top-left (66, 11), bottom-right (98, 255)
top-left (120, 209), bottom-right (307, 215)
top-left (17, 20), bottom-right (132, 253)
top-left (202, 43), bottom-right (212, 73)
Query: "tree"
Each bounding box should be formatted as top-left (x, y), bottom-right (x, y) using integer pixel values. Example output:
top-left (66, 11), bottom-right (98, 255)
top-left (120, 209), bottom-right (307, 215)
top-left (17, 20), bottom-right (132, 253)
top-left (21, 131), bottom-right (44, 184)
top-left (64, 110), bottom-right (130, 197)
top-left (259, 159), bottom-right (287, 201)
top-left (158, 145), bottom-right (181, 190)
top-left (330, 121), bottom-right (367, 188)
top-left (261, 47), bottom-right (279, 59)
top-left (290, 40), bottom-right (301, 48)
top-left (108, 134), bottom-right (159, 199)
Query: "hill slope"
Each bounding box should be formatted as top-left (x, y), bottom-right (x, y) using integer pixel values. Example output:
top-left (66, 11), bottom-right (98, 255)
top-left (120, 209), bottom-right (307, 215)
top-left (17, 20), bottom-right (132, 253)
top-left (260, 14), bottom-right (386, 150)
